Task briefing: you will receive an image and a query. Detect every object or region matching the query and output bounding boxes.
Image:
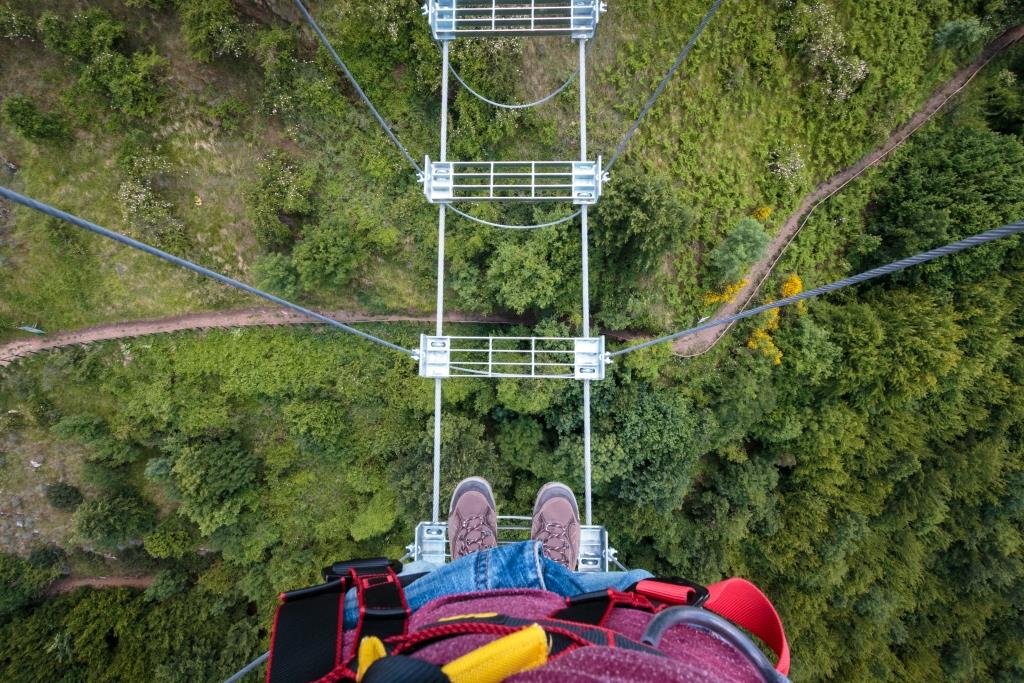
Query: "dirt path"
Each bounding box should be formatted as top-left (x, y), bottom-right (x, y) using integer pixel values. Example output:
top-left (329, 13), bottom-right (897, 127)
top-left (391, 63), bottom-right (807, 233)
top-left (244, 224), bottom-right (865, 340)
top-left (47, 575), bottom-right (154, 595)
top-left (0, 308), bottom-right (524, 367)
top-left (672, 23), bottom-right (1024, 356)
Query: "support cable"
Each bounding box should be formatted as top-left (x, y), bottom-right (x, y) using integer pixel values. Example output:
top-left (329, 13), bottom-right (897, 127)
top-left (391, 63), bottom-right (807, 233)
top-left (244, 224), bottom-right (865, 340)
top-left (603, 0), bottom-right (725, 173)
top-left (608, 220), bottom-right (1024, 358)
top-left (448, 60), bottom-right (579, 110)
top-left (293, 0), bottom-right (422, 174)
top-left (223, 652), bottom-right (268, 683)
top-left (0, 186), bottom-right (415, 357)
top-left (446, 204), bottom-right (581, 230)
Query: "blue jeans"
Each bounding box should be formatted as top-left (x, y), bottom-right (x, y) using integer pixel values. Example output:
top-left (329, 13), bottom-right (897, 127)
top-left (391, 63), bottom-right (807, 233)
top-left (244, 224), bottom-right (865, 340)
top-left (343, 541), bottom-right (652, 625)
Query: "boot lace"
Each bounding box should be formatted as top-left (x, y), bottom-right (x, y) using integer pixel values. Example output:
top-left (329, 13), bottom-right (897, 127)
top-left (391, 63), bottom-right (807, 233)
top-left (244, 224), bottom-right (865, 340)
top-left (455, 514), bottom-right (493, 556)
top-left (537, 521), bottom-right (573, 565)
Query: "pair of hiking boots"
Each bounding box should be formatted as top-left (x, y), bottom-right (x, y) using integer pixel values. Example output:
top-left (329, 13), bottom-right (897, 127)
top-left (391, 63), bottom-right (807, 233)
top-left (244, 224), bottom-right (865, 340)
top-left (448, 477), bottom-right (581, 570)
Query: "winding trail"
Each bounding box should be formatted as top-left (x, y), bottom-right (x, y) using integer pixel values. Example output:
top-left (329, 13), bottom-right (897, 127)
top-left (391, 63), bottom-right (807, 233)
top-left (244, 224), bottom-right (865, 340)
top-left (47, 575), bottom-right (154, 595)
top-left (671, 22), bottom-right (1024, 356)
top-left (0, 309), bottom-right (523, 367)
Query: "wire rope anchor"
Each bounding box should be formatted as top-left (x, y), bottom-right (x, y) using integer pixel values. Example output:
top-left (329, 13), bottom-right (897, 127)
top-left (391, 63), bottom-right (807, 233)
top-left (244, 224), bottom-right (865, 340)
top-left (424, 0), bottom-right (606, 40)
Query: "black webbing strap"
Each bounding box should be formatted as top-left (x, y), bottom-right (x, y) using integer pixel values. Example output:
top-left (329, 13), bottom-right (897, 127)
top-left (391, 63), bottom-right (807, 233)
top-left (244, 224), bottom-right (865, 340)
top-left (361, 655), bottom-right (450, 683)
top-left (268, 579), bottom-right (346, 683)
top-left (267, 558), bottom-right (411, 682)
top-left (552, 588), bottom-right (657, 627)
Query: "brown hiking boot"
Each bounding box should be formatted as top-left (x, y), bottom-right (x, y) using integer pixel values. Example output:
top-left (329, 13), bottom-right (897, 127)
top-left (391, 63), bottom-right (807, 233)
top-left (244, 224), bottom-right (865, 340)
top-left (531, 482), bottom-right (581, 570)
top-left (448, 477), bottom-right (498, 561)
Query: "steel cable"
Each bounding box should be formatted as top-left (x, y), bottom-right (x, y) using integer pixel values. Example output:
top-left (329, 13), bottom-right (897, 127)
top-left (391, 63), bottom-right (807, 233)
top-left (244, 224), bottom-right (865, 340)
top-left (609, 220), bottom-right (1024, 358)
top-left (604, 0), bottom-right (725, 173)
top-left (293, 0), bottom-right (422, 174)
top-left (0, 186), bottom-right (416, 357)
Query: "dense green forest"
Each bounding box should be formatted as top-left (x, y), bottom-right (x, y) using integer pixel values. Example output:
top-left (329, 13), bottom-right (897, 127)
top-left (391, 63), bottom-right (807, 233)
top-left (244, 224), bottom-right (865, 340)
top-left (1, 0), bottom-right (1023, 681)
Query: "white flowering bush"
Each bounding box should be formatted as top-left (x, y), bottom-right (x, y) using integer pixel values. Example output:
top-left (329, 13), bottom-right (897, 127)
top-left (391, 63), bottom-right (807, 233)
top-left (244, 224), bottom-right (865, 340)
top-left (790, 2), bottom-right (869, 102)
top-left (0, 4), bottom-right (33, 40)
top-left (117, 153), bottom-right (184, 246)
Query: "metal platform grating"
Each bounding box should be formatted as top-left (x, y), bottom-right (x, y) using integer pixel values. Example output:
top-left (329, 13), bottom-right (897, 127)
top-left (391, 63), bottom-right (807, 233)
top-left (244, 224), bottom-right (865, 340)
top-left (424, 0), bottom-right (605, 40)
top-left (409, 519), bottom-right (619, 571)
top-left (423, 157), bottom-right (603, 205)
top-left (419, 335), bottom-right (606, 379)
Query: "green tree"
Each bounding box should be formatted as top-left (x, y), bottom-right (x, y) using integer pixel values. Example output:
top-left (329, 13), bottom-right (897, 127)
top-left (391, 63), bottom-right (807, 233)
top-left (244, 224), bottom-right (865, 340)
top-left (171, 439), bottom-right (259, 534)
top-left (0, 553), bottom-right (53, 618)
top-left (705, 217), bottom-right (771, 286)
top-left (934, 18), bottom-right (988, 60)
top-left (45, 482), bottom-right (84, 511)
top-left (74, 492), bottom-right (157, 550)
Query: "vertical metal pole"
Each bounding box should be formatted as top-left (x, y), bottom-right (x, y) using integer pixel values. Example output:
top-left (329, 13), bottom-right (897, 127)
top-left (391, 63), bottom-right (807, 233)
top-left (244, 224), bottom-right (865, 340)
top-left (433, 40), bottom-right (451, 525)
top-left (579, 38), bottom-right (593, 526)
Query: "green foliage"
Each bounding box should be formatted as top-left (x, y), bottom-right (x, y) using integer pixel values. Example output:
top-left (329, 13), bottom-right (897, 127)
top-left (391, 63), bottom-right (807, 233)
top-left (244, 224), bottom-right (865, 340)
top-left (36, 9), bottom-right (124, 62)
top-left (866, 126), bottom-right (1024, 290)
top-left (175, 0), bottom-right (244, 63)
top-left (79, 48), bottom-right (168, 119)
top-left (27, 544), bottom-right (67, 570)
top-left (143, 569), bottom-right (188, 601)
top-left (0, 4), bottom-right (33, 40)
top-left (45, 482), bottom-right (84, 511)
top-left (0, 553), bottom-right (53, 619)
top-left (74, 492), bottom-right (157, 550)
top-left (144, 515), bottom-right (197, 559)
top-left (246, 152), bottom-right (319, 251)
top-left (170, 439), bottom-right (259, 535)
top-left (934, 18), bottom-right (989, 60)
top-left (705, 217), bottom-right (770, 286)
top-left (1, 95), bottom-right (68, 143)
top-left (253, 253), bottom-right (300, 299)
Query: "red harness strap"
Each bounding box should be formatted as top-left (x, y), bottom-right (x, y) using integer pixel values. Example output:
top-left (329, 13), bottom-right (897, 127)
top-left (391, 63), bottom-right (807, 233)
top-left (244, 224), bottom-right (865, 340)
top-left (632, 578), bottom-right (790, 676)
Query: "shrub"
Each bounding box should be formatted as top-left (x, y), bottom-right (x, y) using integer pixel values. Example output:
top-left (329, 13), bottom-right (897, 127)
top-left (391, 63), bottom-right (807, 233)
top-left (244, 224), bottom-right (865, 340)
top-left (37, 9), bottom-right (124, 62)
top-left (705, 218), bottom-right (771, 286)
top-left (27, 545), bottom-right (67, 570)
top-left (45, 482), bottom-right (84, 511)
top-left (0, 553), bottom-right (53, 618)
top-left (143, 569), bottom-right (188, 601)
top-left (1, 96), bottom-right (69, 142)
top-left (74, 492), bottom-right (157, 550)
top-left (934, 18), bottom-right (988, 60)
top-left (176, 0), bottom-right (244, 63)
top-left (80, 49), bottom-right (168, 119)
top-left (246, 152), bottom-right (318, 251)
top-left (253, 253), bottom-right (300, 299)
top-left (143, 515), bottom-right (196, 559)
top-left (0, 4), bottom-right (33, 40)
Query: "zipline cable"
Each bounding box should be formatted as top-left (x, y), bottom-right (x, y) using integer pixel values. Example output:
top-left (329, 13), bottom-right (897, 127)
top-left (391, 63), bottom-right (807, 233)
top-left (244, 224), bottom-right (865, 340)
top-left (223, 652), bottom-right (267, 683)
top-left (446, 204), bottom-right (581, 229)
top-left (0, 186), bottom-right (416, 357)
top-left (608, 220), bottom-right (1024, 358)
top-left (293, 0), bottom-right (422, 174)
top-left (603, 0), bottom-right (725, 173)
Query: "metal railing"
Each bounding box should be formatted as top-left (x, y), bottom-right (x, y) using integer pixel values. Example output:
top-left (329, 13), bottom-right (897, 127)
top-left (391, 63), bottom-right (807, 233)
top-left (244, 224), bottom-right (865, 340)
top-left (419, 335), bottom-right (606, 379)
top-left (407, 519), bottom-right (621, 571)
top-left (423, 157), bottom-right (603, 204)
top-left (425, 0), bottom-right (604, 39)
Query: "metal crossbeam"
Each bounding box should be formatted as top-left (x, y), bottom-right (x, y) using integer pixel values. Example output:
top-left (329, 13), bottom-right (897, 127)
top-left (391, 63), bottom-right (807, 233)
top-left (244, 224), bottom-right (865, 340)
top-left (423, 157), bottom-right (604, 204)
top-left (424, 0), bottom-right (605, 39)
top-left (409, 519), bottom-right (617, 571)
top-left (419, 335), bottom-right (606, 379)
